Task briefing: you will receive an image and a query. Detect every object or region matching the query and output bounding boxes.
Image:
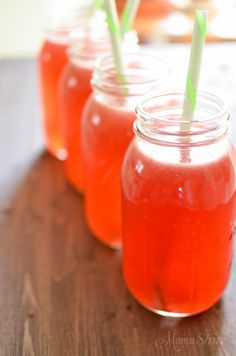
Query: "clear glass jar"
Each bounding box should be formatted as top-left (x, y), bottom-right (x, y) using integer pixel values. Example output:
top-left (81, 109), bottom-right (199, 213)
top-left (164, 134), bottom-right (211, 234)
top-left (82, 54), bottom-right (170, 249)
top-left (121, 90), bottom-right (236, 316)
top-left (59, 22), bottom-right (139, 192)
top-left (38, 4), bottom-right (93, 160)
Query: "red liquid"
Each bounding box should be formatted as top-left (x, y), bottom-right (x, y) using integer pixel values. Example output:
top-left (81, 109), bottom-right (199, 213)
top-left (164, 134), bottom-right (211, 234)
top-left (59, 63), bottom-right (93, 191)
top-left (122, 141), bottom-right (236, 315)
top-left (83, 98), bottom-right (135, 248)
top-left (38, 38), bottom-right (68, 158)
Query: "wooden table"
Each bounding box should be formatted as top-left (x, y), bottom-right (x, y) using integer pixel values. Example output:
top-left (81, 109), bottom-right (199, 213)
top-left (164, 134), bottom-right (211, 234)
top-left (1, 45), bottom-right (236, 355)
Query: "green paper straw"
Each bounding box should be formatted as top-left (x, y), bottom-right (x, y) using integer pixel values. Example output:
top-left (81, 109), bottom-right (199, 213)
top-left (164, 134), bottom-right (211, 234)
top-left (181, 10), bottom-right (208, 131)
top-left (104, 0), bottom-right (126, 81)
top-left (88, 0), bottom-right (103, 18)
top-left (93, 0), bottom-right (103, 9)
top-left (121, 0), bottom-right (141, 36)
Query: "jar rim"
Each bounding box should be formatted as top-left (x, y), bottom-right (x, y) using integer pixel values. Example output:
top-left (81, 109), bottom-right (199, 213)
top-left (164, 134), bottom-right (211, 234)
top-left (136, 90), bottom-right (229, 126)
top-left (45, 9), bottom-right (107, 46)
top-left (68, 30), bottom-right (139, 68)
top-left (44, 25), bottom-right (76, 45)
top-left (135, 90), bottom-right (230, 146)
top-left (67, 29), bottom-right (111, 61)
top-left (92, 53), bottom-right (170, 96)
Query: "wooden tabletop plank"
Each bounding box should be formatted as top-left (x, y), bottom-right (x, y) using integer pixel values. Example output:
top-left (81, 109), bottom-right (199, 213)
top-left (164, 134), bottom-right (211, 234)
top-left (0, 46), bottom-right (236, 355)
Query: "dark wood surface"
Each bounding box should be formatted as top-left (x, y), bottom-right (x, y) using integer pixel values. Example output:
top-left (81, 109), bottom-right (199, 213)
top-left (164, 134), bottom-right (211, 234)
top-left (1, 46), bottom-right (236, 355)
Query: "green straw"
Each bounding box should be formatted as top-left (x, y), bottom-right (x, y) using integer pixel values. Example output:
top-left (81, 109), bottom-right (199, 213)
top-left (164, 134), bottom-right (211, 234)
top-left (181, 10), bottom-right (208, 131)
top-left (88, 0), bottom-right (103, 18)
top-left (121, 0), bottom-right (141, 36)
top-left (93, 0), bottom-right (103, 10)
top-left (103, 0), bottom-right (126, 81)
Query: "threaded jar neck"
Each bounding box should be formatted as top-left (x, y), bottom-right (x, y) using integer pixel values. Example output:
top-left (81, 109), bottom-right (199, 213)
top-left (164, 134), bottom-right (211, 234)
top-left (135, 90), bottom-right (229, 147)
top-left (92, 54), bottom-right (170, 98)
top-left (68, 28), bottom-right (139, 68)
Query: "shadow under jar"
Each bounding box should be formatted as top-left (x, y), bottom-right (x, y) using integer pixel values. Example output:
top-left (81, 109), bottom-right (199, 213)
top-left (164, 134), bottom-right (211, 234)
top-left (82, 54), bottom-right (169, 249)
top-left (59, 23), bottom-right (139, 193)
top-left (121, 91), bottom-right (236, 316)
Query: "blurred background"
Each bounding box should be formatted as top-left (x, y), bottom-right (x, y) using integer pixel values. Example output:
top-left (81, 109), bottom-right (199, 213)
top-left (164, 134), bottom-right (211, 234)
top-left (0, 0), bottom-right (91, 58)
top-left (1, 0), bottom-right (236, 59)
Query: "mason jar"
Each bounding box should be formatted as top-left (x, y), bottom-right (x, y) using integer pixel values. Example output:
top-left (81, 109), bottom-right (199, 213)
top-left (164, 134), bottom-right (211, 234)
top-left (38, 5), bottom-right (94, 160)
top-left (59, 20), bottom-right (139, 192)
top-left (121, 90), bottom-right (236, 316)
top-left (82, 54), bottom-right (169, 248)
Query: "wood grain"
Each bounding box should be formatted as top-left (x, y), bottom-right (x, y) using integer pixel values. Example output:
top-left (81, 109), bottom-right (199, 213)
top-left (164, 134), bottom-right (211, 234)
top-left (0, 52), bottom-right (236, 356)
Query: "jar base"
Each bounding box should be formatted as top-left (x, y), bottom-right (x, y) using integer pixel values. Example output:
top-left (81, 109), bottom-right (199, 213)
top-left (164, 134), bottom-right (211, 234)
top-left (47, 147), bottom-right (67, 161)
top-left (64, 168), bottom-right (85, 195)
top-left (87, 225), bottom-right (122, 250)
top-left (125, 283), bottom-right (220, 318)
top-left (85, 214), bottom-right (122, 250)
top-left (93, 234), bottom-right (122, 251)
top-left (140, 304), bottom-right (199, 318)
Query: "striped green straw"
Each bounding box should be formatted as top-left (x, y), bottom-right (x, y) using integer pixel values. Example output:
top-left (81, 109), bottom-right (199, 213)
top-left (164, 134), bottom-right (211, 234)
top-left (121, 0), bottom-right (141, 36)
top-left (103, 0), bottom-right (126, 82)
top-left (181, 10), bottom-right (208, 131)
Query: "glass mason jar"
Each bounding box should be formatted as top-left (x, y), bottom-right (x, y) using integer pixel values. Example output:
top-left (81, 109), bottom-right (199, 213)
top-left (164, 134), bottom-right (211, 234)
top-left (59, 24), bottom-right (139, 193)
top-left (38, 5), bottom-right (92, 160)
top-left (121, 91), bottom-right (236, 316)
top-left (82, 54), bottom-right (170, 249)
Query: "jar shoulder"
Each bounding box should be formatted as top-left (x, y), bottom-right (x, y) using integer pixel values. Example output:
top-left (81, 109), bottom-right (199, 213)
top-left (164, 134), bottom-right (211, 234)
top-left (59, 63), bottom-right (92, 95)
top-left (122, 138), bottom-right (236, 190)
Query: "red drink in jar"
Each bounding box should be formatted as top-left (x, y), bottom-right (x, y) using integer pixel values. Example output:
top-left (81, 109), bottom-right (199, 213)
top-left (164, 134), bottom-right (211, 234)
top-left (38, 2), bottom-right (92, 159)
top-left (84, 99), bottom-right (135, 245)
top-left (38, 27), bottom-right (73, 159)
top-left (82, 55), bottom-right (169, 248)
top-left (59, 18), bottom-right (139, 192)
top-left (59, 50), bottom-right (93, 191)
top-left (121, 91), bottom-right (236, 316)
top-left (59, 15), bottom-right (111, 191)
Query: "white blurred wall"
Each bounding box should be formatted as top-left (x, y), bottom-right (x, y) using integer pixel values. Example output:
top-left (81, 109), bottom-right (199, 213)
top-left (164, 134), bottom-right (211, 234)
top-left (0, 0), bottom-right (47, 58)
top-left (0, 0), bottom-right (92, 58)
